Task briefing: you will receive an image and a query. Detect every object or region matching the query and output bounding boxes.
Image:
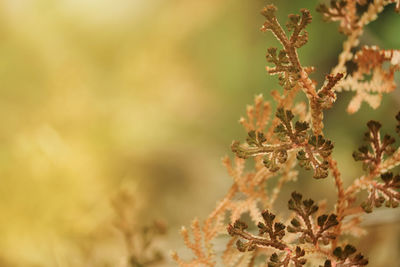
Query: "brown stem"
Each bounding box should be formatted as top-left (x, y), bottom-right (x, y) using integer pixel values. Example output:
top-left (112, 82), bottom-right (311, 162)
top-left (297, 209), bottom-right (317, 243)
top-left (228, 225), bottom-right (287, 250)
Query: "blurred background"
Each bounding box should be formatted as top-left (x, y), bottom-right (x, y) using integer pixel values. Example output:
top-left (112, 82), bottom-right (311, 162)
top-left (0, 0), bottom-right (399, 266)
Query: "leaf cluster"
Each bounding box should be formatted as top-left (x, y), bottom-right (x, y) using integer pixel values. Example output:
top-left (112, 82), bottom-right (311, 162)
top-left (258, 210), bottom-right (286, 241)
top-left (227, 210), bottom-right (287, 252)
top-left (268, 246), bottom-right (306, 267)
top-left (232, 107), bottom-right (335, 178)
top-left (287, 192), bottom-right (338, 244)
top-left (274, 108), bottom-right (309, 143)
top-left (226, 192), bottom-right (350, 266)
top-left (261, 6), bottom-right (311, 90)
top-left (296, 134), bottom-right (333, 179)
top-left (353, 118), bottom-right (396, 172)
top-left (361, 172), bottom-right (400, 213)
top-left (265, 47), bottom-right (300, 90)
top-left (332, 244), bottom-right (368, 266)
top-left (272, 108), bottom-right (335, 178)
top-left (321, 244), bottom-right (368, 266)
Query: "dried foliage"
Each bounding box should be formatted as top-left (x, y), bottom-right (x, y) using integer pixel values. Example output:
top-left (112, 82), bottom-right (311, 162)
top-left (173, 1), bottom-right (400, 266)
top-left (322, 0), bottom-right (400, 113)
top-left (338, 46), bottom-right (400, 113)
top-left (112, 190), bottom-right (167, 267)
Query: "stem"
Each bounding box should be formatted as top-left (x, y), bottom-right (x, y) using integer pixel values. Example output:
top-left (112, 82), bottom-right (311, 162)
top-left (228, 226), bottom-right (287, 250)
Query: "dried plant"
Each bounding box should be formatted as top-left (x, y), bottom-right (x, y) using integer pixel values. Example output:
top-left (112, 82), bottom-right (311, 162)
top-left (172, 1), bottom-right (400, 266)
top-left (112, 190), bottom-right (167, 267)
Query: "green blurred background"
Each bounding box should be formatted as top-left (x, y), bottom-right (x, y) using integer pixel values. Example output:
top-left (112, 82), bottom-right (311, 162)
top-left (0, 0), bottom-right (399, 266)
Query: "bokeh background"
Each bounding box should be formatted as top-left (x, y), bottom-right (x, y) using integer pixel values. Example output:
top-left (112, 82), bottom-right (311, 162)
top-left (0, 0), bottom-right (399, 266)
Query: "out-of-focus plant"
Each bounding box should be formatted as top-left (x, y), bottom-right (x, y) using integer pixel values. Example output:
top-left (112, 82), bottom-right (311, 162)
top-left (112, 190), bottom-right (167, 267)
top-left (172, 1), bottom-right (400, 266)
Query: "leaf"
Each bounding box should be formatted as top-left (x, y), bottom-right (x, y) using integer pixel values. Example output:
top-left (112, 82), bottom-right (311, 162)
top-left (246, 130), bottom-right (267, 147)
top-left (332, 244), bottom-right (368, 266)
top-left (353, 116), bottom-right (397, 172)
